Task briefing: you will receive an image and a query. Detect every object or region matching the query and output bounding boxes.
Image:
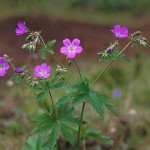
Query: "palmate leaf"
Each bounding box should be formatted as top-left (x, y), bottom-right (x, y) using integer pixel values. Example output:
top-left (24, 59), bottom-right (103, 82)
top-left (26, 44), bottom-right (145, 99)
top-left (89, 89), bottom-right (116, 119)
top-left (56, 92), bottom-right (75, 106)
top-left (32, 104), bottom-right (84, 148)
top-left (72, 92), bottom-right (89, 105)
top-left (99, 47), bottom-right (131, 63)
top-left (118, 54), bottom-right (133, 63)
top-left (60, 123), bottom-right (76, 145)
top-left (56, 77), bottom-right (89, 106)
top-left (32, 114), bottom-right (55, 134)
top-left (11, 73), bottom-right (22, 83)
top-left (39, 40), bottom-right (56, 60)
top-left (22, 134), bottom-right (52, 150)
top-left (48, 123), bottom-right (59, 148)
top-left (35, 90), bottom-right (48, 102)
top-left (57, 77), bottom-right (115, 119)
top-left (51, 82), bottom-right (65, 89)
top-left (81, 125), bottom-right (113, 145)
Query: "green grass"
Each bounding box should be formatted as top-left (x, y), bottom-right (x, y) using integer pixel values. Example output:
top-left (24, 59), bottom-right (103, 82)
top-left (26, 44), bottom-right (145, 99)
top-left (0, 0), bottom-right (150, 26)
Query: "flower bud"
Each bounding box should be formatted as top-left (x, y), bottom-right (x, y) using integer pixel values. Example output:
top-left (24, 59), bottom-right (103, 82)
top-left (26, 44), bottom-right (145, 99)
top-left (26, 35), bottom-right (35, 41)
top-left (68, 60), bottom-right (71, 66)
top-left (135, 31), bottom-right (141, 36)
top-left (20, 73), bottom-right (25, 78)
top-left (22, 44), bottom-right (29, 49)
top-left (140, 40), bottom-right (148, 47)
top-left (142, 37), bottom-right (148, 43)
top-left (15, 68), bottom-right (23, 74)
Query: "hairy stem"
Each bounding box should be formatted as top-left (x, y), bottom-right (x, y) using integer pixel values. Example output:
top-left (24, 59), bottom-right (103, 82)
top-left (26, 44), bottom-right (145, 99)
top-left (48, 90), bottom-right (56, 118)
top-left (73, 59), bottom-right (82, 81)
top-left (22, 79), bottom-right (50, 114)
top-left (77, 102), bottom-right (85, 149)
top-left (48, 90), bottom-right (58, 149)
top-left (90, 41), bottom-right (131, 87)
top-left (7, 57), bottom-right (50, 114)
top-left (73, 59), bottom-right (85, 149)
top-left (83, 136), bottom-right (86, 150)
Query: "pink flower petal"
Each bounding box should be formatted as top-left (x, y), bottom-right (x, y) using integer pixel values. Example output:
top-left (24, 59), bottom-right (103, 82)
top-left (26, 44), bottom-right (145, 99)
top-left (60, 47), bottom-right (68, 54)
top-left (114, 25), bottom-right (121, 33)
top-left (43, 73), bottom-right (50, 78)
top-left (63, 39), bottom-right (71, 46)
top-left (75, 46), bottom-right (83, 53)
top-left (68, 52), bottom-right (76, 58)
top-left (72, 38), bottom-right (80, 46)
top-left (18, 22), bottom-right (25, 29)
top-left (0, 69), bottom-right (6, 77)
top-left (41, 63), bottom-right (47, 68)
top-left (120, 27), bottom-right (128, 37)
top-left (111, 29), bottom-right (115, 34)
top-left (5, 64), bottom-right (9, 70)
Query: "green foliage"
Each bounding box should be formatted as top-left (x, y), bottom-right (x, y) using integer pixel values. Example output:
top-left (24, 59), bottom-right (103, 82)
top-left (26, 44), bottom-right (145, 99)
top-left (32, 104), bottom-right (84, 148)
top-left (81, 125), bottom-right (113, 144)
top-left (11, 73), bottom-right (22, 83)
top-left (39, 40), bottom-right (56, 60)
top-left (36, 90), bottom-right (48, 102)
top-left (34, 77), bottom-right (65, 101)
top-left (99, 47), bottom-right (132, 63)
top-left (89, 89), bottom-right (116, 119)
top-left (68, 0), bottom-right (150, 14)
top-left (57, 77), bottom-right (116, 119)
top-left (22, 134), bottom-right (56, 150)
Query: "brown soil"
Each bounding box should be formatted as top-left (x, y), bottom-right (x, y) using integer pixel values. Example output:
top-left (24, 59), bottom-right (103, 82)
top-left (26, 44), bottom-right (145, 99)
top-left (0, 15), bottom-right (149, 65)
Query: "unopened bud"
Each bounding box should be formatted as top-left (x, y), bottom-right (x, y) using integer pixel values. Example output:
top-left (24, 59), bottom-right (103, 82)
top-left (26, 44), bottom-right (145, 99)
top-left (20, 73), bottom-right (25, 78)
top-left (135, 31), bottom-right (141, 36)
top-left (140, 40), bottom-right (148, 47)
top-left (68, 60), bottom-right (71, 66)
top-left (22, 44), bottom-right (29, 49)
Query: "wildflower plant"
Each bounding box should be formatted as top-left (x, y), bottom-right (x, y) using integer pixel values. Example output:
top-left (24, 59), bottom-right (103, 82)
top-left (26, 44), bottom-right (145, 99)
top-left (1, 22), bottom-right (148, 150)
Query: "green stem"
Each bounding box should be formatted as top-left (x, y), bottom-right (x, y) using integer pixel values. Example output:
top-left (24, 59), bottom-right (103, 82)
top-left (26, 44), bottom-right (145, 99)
top-left (77, 102), bottom-right (85, 149)
top-left (7, 57), bottom-right (50, 114)
top-left (22, 79), bottom-right (50, 114)
top-left (48, 90), bottom-right (56, 118)
top-left (73, 59), bottom-right (82, 81)
top-left (39, 35), bottom-right (75, 81)
top-left (83, 136), bottom-right (86, 150)
top-left (90, 41), bottom-right (131, 87)
top-left (73, 58), bottom-right (85, 149)
top-left (48, 90), bottom-right (58, 149)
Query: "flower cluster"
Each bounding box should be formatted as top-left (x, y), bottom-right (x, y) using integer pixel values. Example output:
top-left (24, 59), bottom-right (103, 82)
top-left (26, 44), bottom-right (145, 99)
top-left (0, 57), bottom-right (9, 77)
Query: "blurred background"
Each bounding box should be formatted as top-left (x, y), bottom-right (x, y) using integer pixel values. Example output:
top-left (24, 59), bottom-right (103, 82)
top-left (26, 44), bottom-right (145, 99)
top-left (0, 0), bottom-right (150, 149)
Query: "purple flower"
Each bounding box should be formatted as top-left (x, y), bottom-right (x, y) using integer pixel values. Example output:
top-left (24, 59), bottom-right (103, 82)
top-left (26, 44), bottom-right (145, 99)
top-left (15, 68), bottom-right (23, 74)
top-left (0, 57), bottom-right (9, 77)
top-left (34, 63), bottom-right (50, 79)
top-left (60, 38), bottom-right (83, 58)
top-left (15, 22), bottom-right (27, 36)
top-left (112, 89), bottom-right (121, 98)
top-left (111, 25), bottom-right (128, 38)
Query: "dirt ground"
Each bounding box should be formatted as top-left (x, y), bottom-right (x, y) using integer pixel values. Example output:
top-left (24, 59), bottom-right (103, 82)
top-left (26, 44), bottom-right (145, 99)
top-left (0, 15), bottom-right (150, 65)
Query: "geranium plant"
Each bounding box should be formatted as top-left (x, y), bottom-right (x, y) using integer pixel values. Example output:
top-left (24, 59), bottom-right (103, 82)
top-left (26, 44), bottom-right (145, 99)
top-left (1, 22), bottom-right (148, 150)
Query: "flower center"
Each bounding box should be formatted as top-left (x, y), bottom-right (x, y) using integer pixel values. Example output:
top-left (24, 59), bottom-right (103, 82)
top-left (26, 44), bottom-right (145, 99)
top-left (68, 45), bottom-right (75, 52)
top-left (0, 64), bottom-right (4, 69)
top-left (40, 70), bottom-right (47, 76)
